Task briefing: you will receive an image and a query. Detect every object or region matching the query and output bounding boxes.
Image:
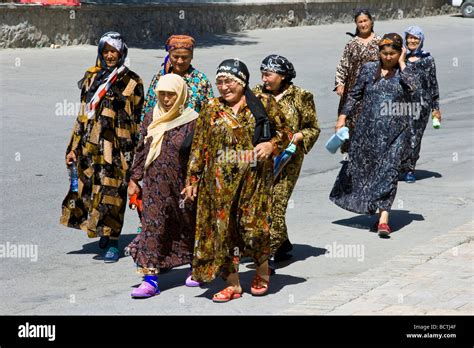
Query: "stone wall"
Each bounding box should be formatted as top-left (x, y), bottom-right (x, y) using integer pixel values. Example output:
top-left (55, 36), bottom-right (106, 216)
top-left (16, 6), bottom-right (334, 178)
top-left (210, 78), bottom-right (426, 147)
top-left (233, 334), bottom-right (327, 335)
top-left (0, 0), bottom-right (454, 48)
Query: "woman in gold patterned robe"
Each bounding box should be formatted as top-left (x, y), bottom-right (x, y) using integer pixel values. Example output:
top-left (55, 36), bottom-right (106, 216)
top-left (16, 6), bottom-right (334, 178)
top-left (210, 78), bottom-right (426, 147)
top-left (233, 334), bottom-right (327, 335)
top-left (254, 54), bottom-right (320, 265)
top-left (60, 32), bottom-right (144, 262)
top-left (182, 59), bottom-right (290, 302)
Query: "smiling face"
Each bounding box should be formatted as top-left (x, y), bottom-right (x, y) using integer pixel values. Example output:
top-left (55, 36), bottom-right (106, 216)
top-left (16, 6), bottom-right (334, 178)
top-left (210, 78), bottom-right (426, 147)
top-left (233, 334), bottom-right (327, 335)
top-left (216, 77), bottom-right (244, 104)
top-left (102, 43), bottom-right (120, 68)
top-left (261, 71), bottom-right (285, 93)
top-left (406, 34), bottom-right (421, 51)
top-left (380, 45), bottom-right (402, 70)
top-left (169, 49), bottom-right (193, 75)
top-left (158, 91), bottom-right (178, 112)
top-left (356, 14), bottom-right (373, 36)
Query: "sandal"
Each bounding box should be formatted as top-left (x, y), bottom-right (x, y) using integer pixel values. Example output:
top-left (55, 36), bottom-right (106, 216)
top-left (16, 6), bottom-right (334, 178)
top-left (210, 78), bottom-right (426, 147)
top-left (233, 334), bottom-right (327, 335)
top-left (212, 286), bottom-right (242, 303)
top-left (251, 274), bottom-right (270, 296)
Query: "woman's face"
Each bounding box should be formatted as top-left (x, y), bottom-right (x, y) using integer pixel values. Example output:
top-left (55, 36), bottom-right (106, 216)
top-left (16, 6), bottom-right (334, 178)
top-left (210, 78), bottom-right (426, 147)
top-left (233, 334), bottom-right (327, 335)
top-left (406, 34), bottom-right (421, 51)
top-left (158, 91), bottom-right (178, 112)
top-left (169, 49), bottom-right (193, 74)
top-left (102, 43), bottom-right (120, 68)
top-left (356, 14), bottom-right (372, 36)
top-left (380, 46), bottom-right (401, 70)
top-left (261, 71), bottom-right (285, 93)
top-left (216, 77), bottom-right (244, 104)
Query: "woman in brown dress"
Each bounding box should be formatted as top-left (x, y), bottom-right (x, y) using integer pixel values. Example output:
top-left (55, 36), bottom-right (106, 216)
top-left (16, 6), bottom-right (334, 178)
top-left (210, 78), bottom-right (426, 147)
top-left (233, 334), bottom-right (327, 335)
top-left (334, 9), bottom-right (381, 153)
top-left (126, 74), bottom-right (199, 298)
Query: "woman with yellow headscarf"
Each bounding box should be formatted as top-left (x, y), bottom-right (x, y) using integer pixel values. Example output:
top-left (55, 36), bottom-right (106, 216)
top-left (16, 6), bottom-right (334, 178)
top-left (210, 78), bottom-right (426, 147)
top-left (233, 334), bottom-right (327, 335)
top-left (126, 74), bottom-right (199, 298)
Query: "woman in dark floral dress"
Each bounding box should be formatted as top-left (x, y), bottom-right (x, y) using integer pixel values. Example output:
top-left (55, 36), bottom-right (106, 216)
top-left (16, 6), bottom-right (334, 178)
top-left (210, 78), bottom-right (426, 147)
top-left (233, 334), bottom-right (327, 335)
top-left (182, 59), bottom-right (290, 302)
top-left (334, 9), bottom-right (381, 153)
top-left (400, 25), bottom-right (442, 183)
top-left (330, 33), bottom-right (420, 238)
top-left (126, 74), bottom-right (199, 298)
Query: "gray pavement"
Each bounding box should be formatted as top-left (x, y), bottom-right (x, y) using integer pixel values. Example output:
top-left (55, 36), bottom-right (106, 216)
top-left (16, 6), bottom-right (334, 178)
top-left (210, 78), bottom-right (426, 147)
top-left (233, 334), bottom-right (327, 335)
top-left (0, 14), bottom-right (473, 315)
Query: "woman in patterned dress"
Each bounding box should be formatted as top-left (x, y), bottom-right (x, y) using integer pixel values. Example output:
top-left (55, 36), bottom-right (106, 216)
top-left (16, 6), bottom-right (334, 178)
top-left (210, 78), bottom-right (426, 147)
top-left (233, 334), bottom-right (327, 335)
top-left (60, 32), bottom-right (144, 263)
top-left (400, 26), bottom-right (442, 183)
top-left (127, 74), bottom-right (199, 298)
top-left (253, 55), bottom-right (320, 265)
top-left (334, 9), bottom-right (381, 153)
top-left (182, 59), bottom-right (290, 302)
top-left (330, 33), bottom-right (420, 238)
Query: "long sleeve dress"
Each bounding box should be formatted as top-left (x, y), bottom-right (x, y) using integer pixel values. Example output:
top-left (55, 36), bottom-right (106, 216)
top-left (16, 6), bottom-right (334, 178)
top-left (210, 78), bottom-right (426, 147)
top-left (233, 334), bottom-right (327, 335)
top-left (253, 84), bottom-right (320, 254)
top-left (125, 110), bottom-right (197, 275)
top-left (335, 35), bottom-right (381, 153)
top-left (401, 55), bottom-right (440, 172)
top-left (186, 94), bottom-right (290, 282)
top-left (330, 61), bottom-right (419, 215)
top-left (60, 68), bottom-right (144, 239)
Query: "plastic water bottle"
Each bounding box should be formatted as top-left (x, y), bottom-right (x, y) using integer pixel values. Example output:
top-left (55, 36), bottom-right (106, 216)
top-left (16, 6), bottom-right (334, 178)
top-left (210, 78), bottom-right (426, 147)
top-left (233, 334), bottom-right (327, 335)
top-left (325, 127), bottom-right (350, 154)
top-left (432, 117), bottom-right (441, 129)
top-left (69, 162), bottom-right (79, 192)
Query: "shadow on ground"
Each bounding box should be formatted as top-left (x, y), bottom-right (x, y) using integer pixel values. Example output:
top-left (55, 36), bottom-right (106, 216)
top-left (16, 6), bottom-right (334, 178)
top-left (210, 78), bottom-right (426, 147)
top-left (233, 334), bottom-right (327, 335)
top-left (332, 210), bottom-right (425, 233)
top-left (66, 233), bottom-right (137, 259)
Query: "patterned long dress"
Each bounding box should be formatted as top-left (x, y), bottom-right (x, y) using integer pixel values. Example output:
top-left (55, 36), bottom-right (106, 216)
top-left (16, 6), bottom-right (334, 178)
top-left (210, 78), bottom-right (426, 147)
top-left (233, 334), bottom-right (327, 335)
top-left (330, 61), bottom-right (419, 215)
top-left (60, 68), bottom-right (144, 239)
top-left (186, 94), bottom-right (290, 283)
top-left (401, 55), bottom-right (440, 172)
top-left (335, 35), bottom-right (381, 153)
top-left (125, 110), bottom-right (196, 274)
top-left (253, 84), bottom-right (320, 254)
top-left (141, 65), bottom-right (214, 120)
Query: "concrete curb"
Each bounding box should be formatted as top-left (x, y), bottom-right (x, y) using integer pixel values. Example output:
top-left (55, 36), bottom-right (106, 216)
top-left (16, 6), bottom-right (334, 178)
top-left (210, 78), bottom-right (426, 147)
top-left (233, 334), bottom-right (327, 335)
top-left (282, 220), bottom-right (474, 315)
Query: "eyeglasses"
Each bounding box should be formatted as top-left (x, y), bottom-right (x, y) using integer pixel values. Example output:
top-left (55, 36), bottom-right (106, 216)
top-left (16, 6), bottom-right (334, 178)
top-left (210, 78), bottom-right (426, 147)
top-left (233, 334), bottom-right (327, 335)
top-left (216, 79), bottom-right (237, 87)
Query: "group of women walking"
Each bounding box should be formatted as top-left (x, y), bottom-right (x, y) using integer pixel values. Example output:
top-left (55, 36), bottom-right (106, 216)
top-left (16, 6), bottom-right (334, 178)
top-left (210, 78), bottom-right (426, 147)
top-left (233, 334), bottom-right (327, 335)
top-left (60, 7), bottom-right (441, 302)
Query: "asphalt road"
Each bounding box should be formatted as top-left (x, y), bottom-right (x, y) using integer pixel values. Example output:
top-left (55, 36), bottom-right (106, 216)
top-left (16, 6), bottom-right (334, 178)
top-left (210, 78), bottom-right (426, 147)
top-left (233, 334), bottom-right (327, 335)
top-left (0, 14), bottom-right (472, 315)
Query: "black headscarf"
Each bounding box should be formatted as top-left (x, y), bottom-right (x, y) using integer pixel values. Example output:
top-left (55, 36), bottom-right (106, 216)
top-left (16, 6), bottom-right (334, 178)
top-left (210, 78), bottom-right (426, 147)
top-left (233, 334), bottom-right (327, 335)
top-left (347, 8), bottom-right (375, 37)
top-left (260, 54), bottom-right (296, 93)
top-left (216, 59), bottom-right (276, 146)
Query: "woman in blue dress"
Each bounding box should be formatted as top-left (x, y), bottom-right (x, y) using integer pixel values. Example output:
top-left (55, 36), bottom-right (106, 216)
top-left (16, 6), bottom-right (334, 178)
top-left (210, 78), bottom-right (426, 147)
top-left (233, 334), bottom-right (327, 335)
top-left (330, 33), bottom-right (420, 238)
top-left (400, 26), bottom-right (442, 183)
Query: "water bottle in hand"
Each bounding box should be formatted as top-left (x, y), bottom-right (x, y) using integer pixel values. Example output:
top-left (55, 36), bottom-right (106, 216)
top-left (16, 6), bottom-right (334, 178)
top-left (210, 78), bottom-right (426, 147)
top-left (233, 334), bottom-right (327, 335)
top-left (69, 162), bottom-right (79, 193)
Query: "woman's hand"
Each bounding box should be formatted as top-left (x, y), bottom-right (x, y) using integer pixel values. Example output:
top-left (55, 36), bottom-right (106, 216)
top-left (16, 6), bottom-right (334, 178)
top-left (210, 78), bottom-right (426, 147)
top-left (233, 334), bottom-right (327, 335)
top-left (181, 185), bottom-right (198, 202)
top-left (255, 141), bottom-right (274, 161)
top-left (128, 179), bottom-right (141, 198)
top-left (292, 132), bottom-right (304, 145)
top-left (399, 47), bottom-right (407, 70)
top-left (432, 109), bottom-right (442, 122)
top-left (336, 85), bottom-right (345, 97)
top-left (335, 115), bottom-right (347, 133)
top-left (66, 151), bottom-right (77, 165)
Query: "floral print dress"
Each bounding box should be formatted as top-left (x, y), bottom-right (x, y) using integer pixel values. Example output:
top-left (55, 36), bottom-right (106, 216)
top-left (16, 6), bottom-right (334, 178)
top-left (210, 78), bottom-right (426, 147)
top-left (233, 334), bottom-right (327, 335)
top-left (186, 94), bottom-right (290, 282)
top-left (330, 61), bottom-right (419, 215)
top-left (253, 84), bottom-right (320, 254)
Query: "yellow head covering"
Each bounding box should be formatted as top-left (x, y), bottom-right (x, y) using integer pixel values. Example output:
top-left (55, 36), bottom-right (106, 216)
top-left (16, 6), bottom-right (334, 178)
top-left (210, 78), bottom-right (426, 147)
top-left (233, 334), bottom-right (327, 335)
top-left (144, 74), bottom-right (198, 169)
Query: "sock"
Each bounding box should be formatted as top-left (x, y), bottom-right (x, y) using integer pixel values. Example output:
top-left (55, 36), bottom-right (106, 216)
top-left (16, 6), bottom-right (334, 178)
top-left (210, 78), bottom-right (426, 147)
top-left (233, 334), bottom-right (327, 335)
top-left (99, 236), bottom-right (109, 249)
top-left (144, 275), bottom-right (158, 288)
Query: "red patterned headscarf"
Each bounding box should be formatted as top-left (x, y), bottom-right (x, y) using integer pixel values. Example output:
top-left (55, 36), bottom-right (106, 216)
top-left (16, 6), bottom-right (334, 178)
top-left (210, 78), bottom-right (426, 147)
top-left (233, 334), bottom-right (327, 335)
top-left (163, 35), bottom-right (195, 74)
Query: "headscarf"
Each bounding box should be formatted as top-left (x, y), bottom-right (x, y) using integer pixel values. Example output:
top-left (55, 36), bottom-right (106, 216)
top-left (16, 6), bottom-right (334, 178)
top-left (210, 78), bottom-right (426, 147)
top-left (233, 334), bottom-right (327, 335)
top-left (216, 59), bottom-right (276, 146)
top-left (374, 33), bottom-right (404, 82)
top-left (162, 35), bottom-right (195, 75)
top-left (144, 74), bottom-right (199, 169)
top-left (260, 54), bottom-right (296, 85)
top-left (404, 26), bottom-right (430, 58)
top-left (81, 32), bottom-right (128, 118)
top-left (347, 8), bottom-right (375, 37)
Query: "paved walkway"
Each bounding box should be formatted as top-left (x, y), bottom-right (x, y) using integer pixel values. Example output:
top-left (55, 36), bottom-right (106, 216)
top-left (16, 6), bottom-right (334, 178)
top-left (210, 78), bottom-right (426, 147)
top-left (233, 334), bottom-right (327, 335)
top-left (283, 221), bottom-right (474, 315)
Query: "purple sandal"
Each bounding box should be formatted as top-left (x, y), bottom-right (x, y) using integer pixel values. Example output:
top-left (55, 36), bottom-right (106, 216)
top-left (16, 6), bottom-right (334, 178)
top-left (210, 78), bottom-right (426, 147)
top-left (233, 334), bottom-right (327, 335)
top-left (185, 269), bottom-right (201, 287)
top-left (131, 281), bottom-right (160, 298)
